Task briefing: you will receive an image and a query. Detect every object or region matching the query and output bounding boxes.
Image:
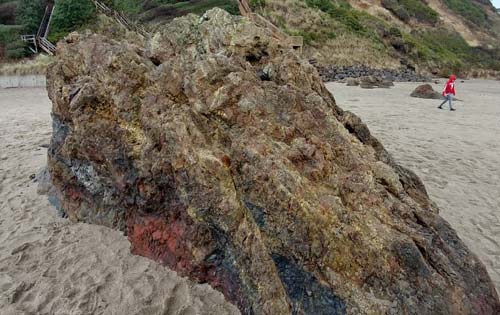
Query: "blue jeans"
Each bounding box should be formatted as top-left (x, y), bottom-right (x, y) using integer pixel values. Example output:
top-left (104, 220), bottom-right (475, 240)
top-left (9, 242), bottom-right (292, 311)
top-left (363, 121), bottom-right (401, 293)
top-left (439, 94), bottom-right (453, 109)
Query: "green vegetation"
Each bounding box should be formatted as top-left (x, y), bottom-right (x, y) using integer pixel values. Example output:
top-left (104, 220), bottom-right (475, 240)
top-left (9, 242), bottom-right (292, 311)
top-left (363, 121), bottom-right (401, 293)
top-left (249, 0), bottom-right (266, 10)
top-left (49, 0), bottom-right (96, 42)
top-left (106, 0), bottom-right (142, 15)
top-left (442, 0), bottom-right (488, 27)
top-left (104, 0), bottom-right (240, 22)
top-left (301, 0), bottom-right (393, 49)
top-left (17, 0), bottom-right (45, 33)
top-left (13, 0), bottom-right (243, 43)
top-left (402, 29), bottom-right (500, 75)
top-left (1, 0), bottom-right (499, 74)
top-left (0, 24), bottom-right (28, 59)
top-left (274, 0), bottom-right (499, 73)
top-left (0, 0), bottom-right (37, 60)
top-left (305, 0), bottom-right (366, 34)
top-left (381, 0), bottom-right (438, 25)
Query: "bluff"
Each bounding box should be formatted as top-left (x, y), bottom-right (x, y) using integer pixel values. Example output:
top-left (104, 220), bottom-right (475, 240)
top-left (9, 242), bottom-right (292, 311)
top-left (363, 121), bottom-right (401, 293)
top-left (46, 9), bottom-right (500, 315)
top-left (102, 0), bottom-right (500, 75)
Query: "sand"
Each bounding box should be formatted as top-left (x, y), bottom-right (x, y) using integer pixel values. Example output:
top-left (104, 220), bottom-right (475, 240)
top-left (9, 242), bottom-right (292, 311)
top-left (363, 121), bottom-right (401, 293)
top-left (327, 80), bottom-right (500, 292)
top-left (0, 80), bottom-right (498, 314)
top-left (0, 88), bottom-right (240, 315)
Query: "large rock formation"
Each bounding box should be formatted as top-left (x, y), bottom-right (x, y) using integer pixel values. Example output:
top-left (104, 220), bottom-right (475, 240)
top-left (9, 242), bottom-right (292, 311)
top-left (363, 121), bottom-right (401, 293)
top-left (410, 84), bottom-right (443, 99)
top-left (46, 9), bottom-right (500, 315)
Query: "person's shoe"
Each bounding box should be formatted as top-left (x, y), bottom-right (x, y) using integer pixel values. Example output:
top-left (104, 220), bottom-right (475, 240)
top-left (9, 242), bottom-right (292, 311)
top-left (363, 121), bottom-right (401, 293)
top-left (450, 108), bottom-right (456, 111)
top-left (438, 106), bottom-right (443, 109)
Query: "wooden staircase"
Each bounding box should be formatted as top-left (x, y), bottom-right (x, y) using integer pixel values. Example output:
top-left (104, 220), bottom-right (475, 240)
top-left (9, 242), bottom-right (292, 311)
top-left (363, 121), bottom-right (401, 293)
top-left (21, 2), bottom-right (56, 55)
top-left (20, 0), bottom-right (147, 56)
top-left (91, 0), bottom-right (149, 38)
top-left (20, 0), bottom-right (299, 56)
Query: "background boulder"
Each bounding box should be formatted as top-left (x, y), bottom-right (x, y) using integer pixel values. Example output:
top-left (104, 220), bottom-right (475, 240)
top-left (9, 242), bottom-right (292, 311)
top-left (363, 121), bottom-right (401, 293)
top-left (411, 84), bottom-right (443, 99)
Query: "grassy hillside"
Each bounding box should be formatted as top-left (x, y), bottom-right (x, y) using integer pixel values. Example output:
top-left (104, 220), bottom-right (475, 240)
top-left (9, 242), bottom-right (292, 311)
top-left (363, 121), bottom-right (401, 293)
top-left (0, 0), bottom-right (23, 60)
top-left (258, 0), bottom-right (500, 75)
top-left (99, 0), bottom-right (500, 75)
top-left (106, 0), bottom-right (239, 23)
top-left (2, 0), bottom-right (500, 76)
top-left (0, 0), bottom-right (45, 60)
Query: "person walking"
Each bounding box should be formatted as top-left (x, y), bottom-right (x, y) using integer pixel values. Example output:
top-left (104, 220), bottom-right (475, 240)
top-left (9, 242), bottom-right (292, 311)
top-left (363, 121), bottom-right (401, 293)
top-left (438, 74), bottom-right (457, 111)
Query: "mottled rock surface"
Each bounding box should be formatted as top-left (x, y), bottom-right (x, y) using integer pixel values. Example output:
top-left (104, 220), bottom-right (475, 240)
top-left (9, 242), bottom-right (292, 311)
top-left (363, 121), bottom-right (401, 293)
top-left (46, 9), bottom-right (500, 315)
top-left (359, 75), bottom-right (394, 89)
top-left (411, 84), bottom-right (443, 99)
top-left (346, 78), bottom-right (359, 86)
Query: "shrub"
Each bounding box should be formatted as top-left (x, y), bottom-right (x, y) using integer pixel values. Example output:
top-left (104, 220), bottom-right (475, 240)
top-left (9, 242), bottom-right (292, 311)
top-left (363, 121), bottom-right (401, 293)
top-left (381, 0), bottom-right (410, 22)
top-left (442, 0), bottom-right (488, 27)
top-left (17, 0), bottom-right (45, 33)
top-left (5, 40), bottom-right (28, 59)
top-left (110, 0), bottom-right (143, 14)
top-left (49, 0), bottom-right (96, 42)
top-left (402, 29), bottom-right (500, 73)
top-left (0, 24), bottom-right (29, 60)
top-left (305, 0), bottom-right (366, 34)
top-left (381, 0), bottom-right (438, 25)
top-left (250, 0), bottom-right (266, 10)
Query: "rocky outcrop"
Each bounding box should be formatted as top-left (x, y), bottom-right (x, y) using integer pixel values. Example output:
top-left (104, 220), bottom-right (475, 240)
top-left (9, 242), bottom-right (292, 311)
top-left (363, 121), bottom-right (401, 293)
top-left (359, 75), bottom-right (394, 89)
top-left (46, 9), bottom-right (500, 315)
top-left (411, 84), bottom-right (443, 99)
top-left (346, 78), bottom-right (359, 86)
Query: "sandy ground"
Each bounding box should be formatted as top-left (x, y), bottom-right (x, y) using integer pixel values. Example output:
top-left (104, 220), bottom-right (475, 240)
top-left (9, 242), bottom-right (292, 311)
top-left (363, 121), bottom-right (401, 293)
top-left (0, 88), bottom-right (240, 315)
top-left (327, 80), bottom-right (500, 292)
top-left (0, 80), bottom-right (498, 314)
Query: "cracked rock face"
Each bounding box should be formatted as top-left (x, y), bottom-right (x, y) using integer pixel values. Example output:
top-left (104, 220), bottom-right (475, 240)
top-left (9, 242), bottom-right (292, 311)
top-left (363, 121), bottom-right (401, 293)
top-left (46, 9), bottom-right (499, 315)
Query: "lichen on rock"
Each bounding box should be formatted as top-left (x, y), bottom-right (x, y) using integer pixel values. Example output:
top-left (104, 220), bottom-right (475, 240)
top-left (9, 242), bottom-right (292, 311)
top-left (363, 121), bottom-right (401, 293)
top-left (46, 8), bottom-right (500, 315)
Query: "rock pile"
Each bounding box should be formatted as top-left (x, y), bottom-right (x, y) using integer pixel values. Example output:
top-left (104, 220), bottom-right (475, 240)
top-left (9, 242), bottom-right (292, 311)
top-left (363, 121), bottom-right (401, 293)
top-left (410, 84), bottom-right (443, 99)
top-left (46, 9), bottom-right (499, 315)
top-left (316, 64), bottom-right (430, 82)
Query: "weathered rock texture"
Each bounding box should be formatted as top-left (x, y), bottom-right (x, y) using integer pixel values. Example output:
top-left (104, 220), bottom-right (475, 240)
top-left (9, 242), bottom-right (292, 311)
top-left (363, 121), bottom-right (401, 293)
top-left (46, 9), bottom-right (500, 315)
top-left (411, 84), bottom-right (443, 99)
top-left (359, 75), bottom-right (394, 89)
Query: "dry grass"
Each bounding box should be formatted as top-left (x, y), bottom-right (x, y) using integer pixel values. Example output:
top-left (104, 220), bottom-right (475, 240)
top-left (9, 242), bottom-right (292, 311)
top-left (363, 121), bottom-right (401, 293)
top-left (0, 54), bottom-right (53, 76)
top-left (309, 34), bottom-right (401, 68)
top-left (263, 0), bottom-right (400, 68)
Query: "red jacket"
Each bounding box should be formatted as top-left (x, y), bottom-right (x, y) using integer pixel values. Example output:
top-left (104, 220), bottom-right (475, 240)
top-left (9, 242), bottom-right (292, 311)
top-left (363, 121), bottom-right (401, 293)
top-left (442, 80), bottom-right (456, 96)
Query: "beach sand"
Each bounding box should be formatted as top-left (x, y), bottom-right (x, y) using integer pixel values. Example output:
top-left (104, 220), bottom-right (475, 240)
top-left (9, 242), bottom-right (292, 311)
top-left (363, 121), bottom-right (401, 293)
top-left (0, 80), bottom-right (498, 313)
top-left (0, 88), bottom-right (240, 315)
top-left (327, 80), bottom-right (500, 292)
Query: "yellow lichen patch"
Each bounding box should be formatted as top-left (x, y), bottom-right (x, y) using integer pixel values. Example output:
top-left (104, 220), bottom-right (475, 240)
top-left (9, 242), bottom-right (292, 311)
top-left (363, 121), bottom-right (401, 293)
top-left (94, 105), bottom-right (146, 159)
top-left (119, 120), bottom-right (146, 158)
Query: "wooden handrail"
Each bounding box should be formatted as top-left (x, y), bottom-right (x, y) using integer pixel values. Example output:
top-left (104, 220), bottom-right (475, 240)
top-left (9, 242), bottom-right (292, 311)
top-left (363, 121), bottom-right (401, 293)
top-left (91, 0), bottom-right (149, 37)
top-left (37, 3), bottom-right (54, 39)
top-left (38, 37), bottom-right (56, 55)
top-left (238, 0), bottom-right (252, 16)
